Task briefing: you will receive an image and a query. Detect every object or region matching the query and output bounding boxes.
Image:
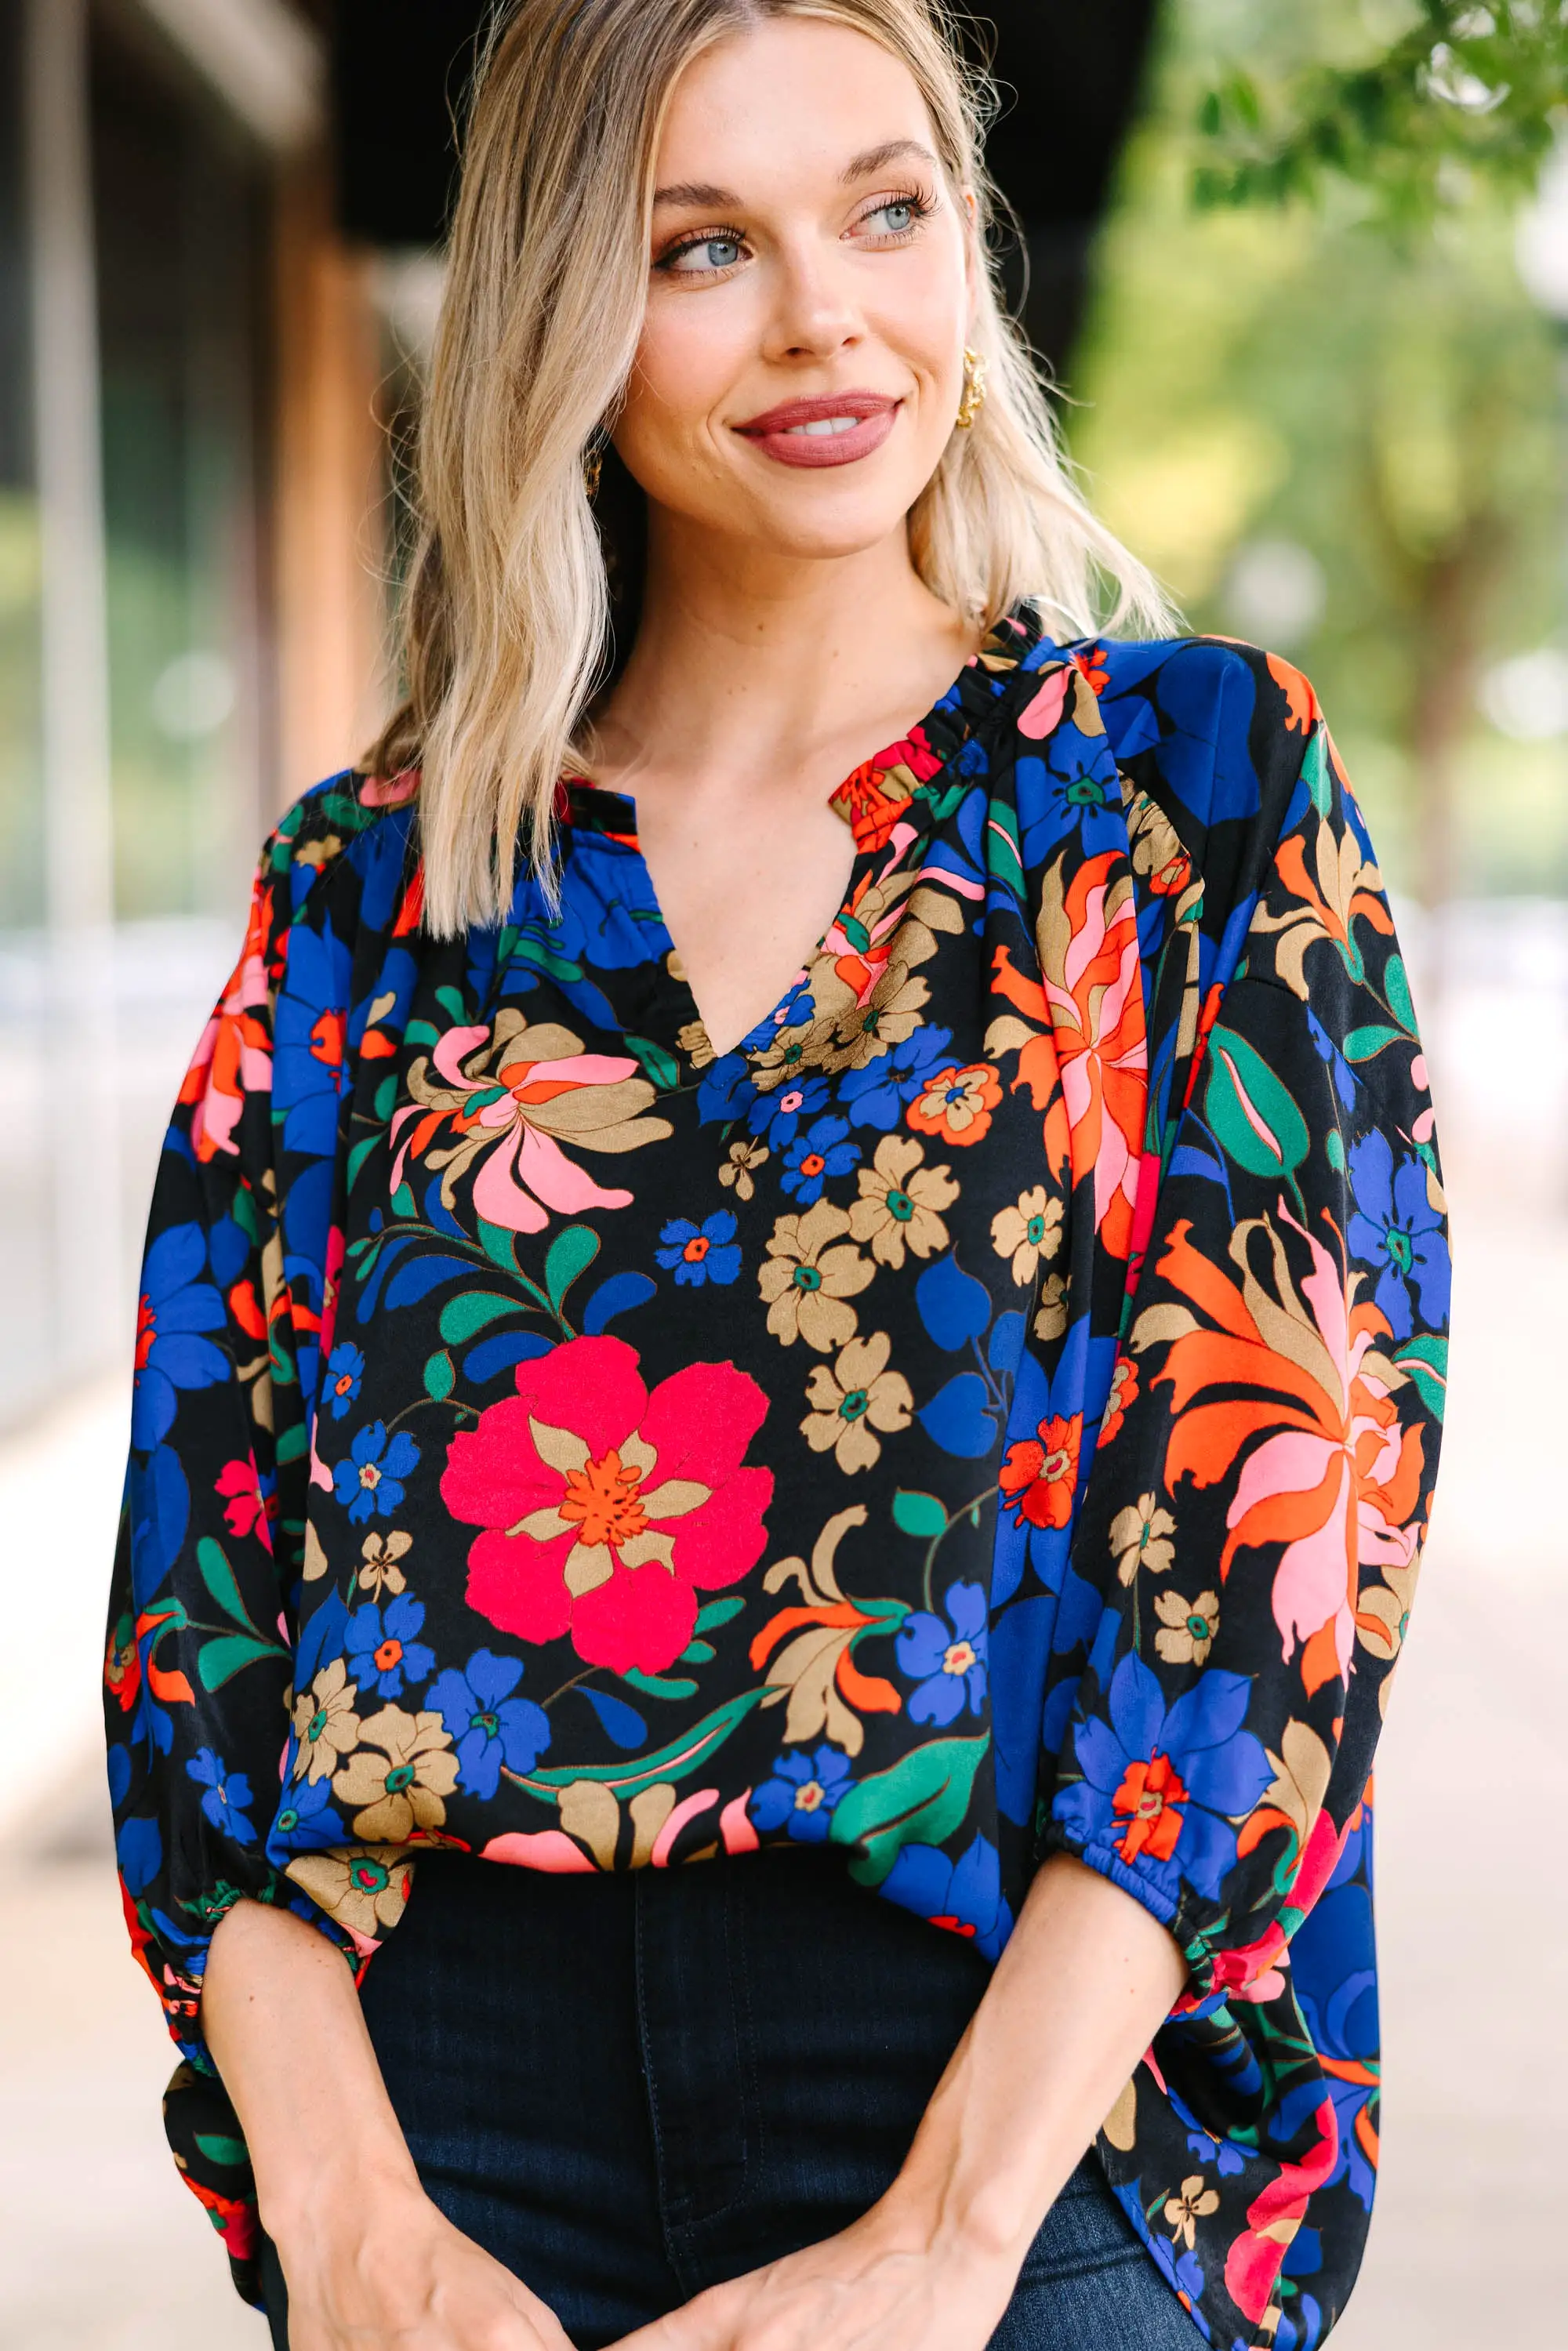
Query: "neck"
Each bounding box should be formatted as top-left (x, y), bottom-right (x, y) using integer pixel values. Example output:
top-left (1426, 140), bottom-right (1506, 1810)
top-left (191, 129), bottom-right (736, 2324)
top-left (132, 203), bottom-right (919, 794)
top-left (591, 506), bottom-right (975, 793)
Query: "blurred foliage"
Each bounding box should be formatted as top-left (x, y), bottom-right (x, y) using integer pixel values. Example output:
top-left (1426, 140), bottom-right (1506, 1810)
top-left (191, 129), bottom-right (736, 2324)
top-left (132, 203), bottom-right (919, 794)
top-left (1194, 1), bottom-right (1568, 230)
top-left (1068, 0), bottom-right (1568, 901)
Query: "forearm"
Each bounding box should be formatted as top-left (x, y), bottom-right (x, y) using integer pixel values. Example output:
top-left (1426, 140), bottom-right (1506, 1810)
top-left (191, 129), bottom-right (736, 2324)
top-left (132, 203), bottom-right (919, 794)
top-left (203, 1896), bottom-right (421, 2246)
top-left (883, 1853), bottom-right (1187, 2272)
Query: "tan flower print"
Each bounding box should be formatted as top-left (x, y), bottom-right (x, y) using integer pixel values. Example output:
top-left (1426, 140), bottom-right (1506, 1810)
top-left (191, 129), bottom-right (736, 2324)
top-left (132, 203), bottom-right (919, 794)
top-left (1109, 1493), bottom-right (1176, 1586)
top-left (331, 1705), bottom-right (458, 1841)
top-left (285, 1845), bottom-right (413, 1941)
top-left (676, 1018), bottom-right (716, 1070)
top-left (849, 1135), bottom-right (958, 1268)
top-left (719, 1138), bottom-right (770, 1201)
top-left (1163, 2176), bottom-right (1220, 2251)
top-left (291, 1657), bottom-right (361, 1785)
top-left (990, 1185), bottom-right (1063, 1286)
top-left (759, 1199), bottom-right (873, 1351)
top-left (1356, 1554), bottom-right (1421, 1667)
top-left (801, 1333), bottom-right (913, 1475)
top-left (1033, 1275), bottom-right (1069, 1344)
top-left (358, 1529), bottom-right (412, 1601)
top-left (1154, 1588), bottom-right (1219, 1667)
top-left (819, 962), bottom-right (932, 1074)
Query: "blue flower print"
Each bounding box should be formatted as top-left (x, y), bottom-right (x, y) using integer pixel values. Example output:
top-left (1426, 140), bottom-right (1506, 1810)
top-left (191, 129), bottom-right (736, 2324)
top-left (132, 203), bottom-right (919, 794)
top-left (781, 1116), bottom-right (861, 1206)
top-left (131, 1222), bottom-right (229, 1450)
top-left (743, 973), bottom-right (817, 1054)
top-left (1054, 1653), bottom-right (1273, 1907)
top-left (272, 917), bottom-right (352, 1159)
top-left (750, 1744), bottom-right (853, 1842)
top-left (655, 1210), bottom-right (742, 1288)
top-left (1345, 1130), bottom-right (1448, 1342)
top-left (345, 1592), bottom-right (435, 1699)
top-left (426, 1649), bottom-right (551, 1800)
top-left (880, 1834), bottom-right (1014, 1962)
top-left (323, 1341), bottom-right (365, 1420)
top-left (746, 1072), bottom-right (831, 1152)
top-left (1305, 1007), bottom-right (1356, 1114)
top-left (185, 1748), bottom-right (257, 1845)
top-left (332, 1421), bottom-right (420, 1524)
top-left (266, 1775), bottom-right (344, 1863)
top-left (896, 1580), bottom-right (989, 1726)
top-left (838, 1025), bottom-right (953, 1134)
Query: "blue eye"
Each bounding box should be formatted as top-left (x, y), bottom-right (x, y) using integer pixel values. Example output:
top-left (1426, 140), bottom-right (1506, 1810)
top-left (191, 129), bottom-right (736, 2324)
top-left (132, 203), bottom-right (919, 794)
top-left (880, 201), bottom-right (914, 233)
top-left (666, 234), bottom-right (744, 274)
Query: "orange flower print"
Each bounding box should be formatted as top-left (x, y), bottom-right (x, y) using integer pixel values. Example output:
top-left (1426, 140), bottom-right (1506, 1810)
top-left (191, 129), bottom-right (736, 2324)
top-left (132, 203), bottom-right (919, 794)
top-left (1134, 1204), bottom-right (1426, 1698)
top-left (906, 1061), bottom-right (1001, 1146)
top-left (999, 1412), bottom-right (1083, 1530)
top-left (1100, 1356), bottom-right (1138, 1444)
top-left (828, 726), bottom-right (943, 853)
top-left (179, 877), bottom-right (274, 1163)
top-left (1112, 1751), bottom-right (1189, 1864)
top-left (1071, 644), bottom-right (1110, 695)
top-left (986, 851), bottom-right (1148, 1257)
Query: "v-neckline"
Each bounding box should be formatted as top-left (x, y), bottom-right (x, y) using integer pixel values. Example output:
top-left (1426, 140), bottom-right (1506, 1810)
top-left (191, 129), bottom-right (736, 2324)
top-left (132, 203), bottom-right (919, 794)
top-left (557, 681), bottom-right (964, 1067)
top-left (550, 600), bottom-right (1051, 1080)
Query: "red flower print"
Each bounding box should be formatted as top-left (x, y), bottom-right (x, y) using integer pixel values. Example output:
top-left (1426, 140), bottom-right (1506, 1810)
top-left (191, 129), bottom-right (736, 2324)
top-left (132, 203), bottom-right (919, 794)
top-left (185, 2176), bottom-right (260, 2262)
top-left (215, 1455), bottom-right (274, 1549)
top-left (999, 1412), bottom-right (1083, 1530)
top-left (441, 1336), bottom-right (773, 1676)
top-left (1111, 1751), bottom-right (1189, 1864)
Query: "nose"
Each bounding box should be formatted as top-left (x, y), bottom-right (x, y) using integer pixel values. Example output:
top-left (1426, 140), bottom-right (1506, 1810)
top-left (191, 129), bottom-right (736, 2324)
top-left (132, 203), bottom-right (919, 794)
top-left (758, 233), bottom-right (865, 365)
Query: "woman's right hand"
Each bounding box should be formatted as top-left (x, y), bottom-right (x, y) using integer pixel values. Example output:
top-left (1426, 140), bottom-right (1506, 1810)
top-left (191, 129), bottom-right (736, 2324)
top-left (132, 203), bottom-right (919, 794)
top-left (201, 1901), bottom-right (574, 2349)
top-left (274, 2175), bottom-right (575, 2350)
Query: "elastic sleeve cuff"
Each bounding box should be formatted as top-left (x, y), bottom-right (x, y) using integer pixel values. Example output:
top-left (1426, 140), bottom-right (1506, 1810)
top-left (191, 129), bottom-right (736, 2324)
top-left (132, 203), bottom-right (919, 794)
top-left (1037, 1822), bottom-right (1220, 1997)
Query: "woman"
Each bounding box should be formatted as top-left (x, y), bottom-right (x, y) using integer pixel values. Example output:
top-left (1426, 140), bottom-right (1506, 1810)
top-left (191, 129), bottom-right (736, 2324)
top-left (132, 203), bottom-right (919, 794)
top-left (103, 3), bottom-right (1447, 2347)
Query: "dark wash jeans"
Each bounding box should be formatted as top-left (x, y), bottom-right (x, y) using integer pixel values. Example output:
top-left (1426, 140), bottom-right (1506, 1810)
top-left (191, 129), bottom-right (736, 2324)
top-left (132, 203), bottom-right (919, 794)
top-left (259, 1848), bottom-right (1200, 2349)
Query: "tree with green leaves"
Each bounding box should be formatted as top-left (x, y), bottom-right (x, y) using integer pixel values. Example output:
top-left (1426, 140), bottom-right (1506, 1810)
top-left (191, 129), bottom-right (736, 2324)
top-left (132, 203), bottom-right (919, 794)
top-left (1195, 0), bottom-right (1568, 228)
top-left (1068, 0), bottom-right (1566, 923)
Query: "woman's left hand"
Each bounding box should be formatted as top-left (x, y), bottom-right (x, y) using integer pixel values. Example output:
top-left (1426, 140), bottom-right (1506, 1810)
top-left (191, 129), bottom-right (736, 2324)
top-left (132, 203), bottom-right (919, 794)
top-left (609, 1856), bottom-right (1189, 2351)
top-left (604, 2203), bottom-right (1018, 2351)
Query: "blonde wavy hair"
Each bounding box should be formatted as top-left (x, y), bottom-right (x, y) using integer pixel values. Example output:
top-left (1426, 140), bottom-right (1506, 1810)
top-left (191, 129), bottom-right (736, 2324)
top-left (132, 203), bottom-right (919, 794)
top-left (368, 0), bottom-right (1171, 936)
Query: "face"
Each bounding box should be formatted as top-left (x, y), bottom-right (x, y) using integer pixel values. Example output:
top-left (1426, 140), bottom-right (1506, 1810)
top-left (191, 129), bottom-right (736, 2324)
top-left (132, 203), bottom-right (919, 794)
top-left (612, 15), bottom-right (975, 564)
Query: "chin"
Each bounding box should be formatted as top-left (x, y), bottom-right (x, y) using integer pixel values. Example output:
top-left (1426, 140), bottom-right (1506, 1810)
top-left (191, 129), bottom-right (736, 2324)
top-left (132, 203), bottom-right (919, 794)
top-left (735, 487), bottom-right (924, 564)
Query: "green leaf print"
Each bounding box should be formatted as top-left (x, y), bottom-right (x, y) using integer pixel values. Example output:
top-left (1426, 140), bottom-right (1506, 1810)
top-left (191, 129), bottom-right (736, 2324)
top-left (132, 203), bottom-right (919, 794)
top-left (892, 1489), bottom-right (949, 1540)
top-left (830, 1734), bottom-right (989, 1886)
top-left (195, 1537), bottom-right (261, 1636)
top-left (546, 1224), bottom-right (601, 1314)
top-left (1203, 1026), bottom-right (1308, 1188)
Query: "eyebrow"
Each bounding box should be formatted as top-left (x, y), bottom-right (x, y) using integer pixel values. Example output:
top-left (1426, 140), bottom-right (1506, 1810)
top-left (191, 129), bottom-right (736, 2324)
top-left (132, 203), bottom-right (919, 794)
top-left (652, 138), bottom-right (939, 211)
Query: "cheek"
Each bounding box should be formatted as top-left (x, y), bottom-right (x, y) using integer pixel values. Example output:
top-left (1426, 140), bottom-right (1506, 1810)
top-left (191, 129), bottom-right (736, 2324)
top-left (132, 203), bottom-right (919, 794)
top-left (621, 293), bottom-right (753, 467)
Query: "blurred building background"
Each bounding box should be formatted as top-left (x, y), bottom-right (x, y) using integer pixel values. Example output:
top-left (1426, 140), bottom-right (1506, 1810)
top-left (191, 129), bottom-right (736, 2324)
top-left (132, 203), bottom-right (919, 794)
top-left (0, 2), bottom-right (1563, 2346)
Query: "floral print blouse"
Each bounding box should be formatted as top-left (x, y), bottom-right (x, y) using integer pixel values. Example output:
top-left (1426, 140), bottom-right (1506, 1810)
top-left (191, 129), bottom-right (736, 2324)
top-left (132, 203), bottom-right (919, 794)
top-left (104, 601), bottom-right (1447, 2348)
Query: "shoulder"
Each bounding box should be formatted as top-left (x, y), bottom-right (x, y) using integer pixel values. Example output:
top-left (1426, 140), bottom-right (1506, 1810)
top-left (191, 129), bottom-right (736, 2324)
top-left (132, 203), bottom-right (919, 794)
top-left (260, 767), bottom-right (423, 945)
top-left (1056, 633), bottom-right (1326, 844)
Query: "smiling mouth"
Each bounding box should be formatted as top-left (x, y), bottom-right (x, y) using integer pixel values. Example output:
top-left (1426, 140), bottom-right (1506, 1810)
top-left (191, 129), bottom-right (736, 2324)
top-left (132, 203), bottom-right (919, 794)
top-left (733, 395), bottom-right (902, 470)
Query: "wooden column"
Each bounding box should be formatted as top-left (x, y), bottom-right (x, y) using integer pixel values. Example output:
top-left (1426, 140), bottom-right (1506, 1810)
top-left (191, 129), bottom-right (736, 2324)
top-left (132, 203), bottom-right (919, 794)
top-left (270, 156), bottom-right (390, 807)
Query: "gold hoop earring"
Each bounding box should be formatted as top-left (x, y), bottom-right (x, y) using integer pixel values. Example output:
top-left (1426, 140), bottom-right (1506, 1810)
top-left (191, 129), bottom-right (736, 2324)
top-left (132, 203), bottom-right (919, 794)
top-left (956, 346), bottom-right (987, 430)
top-left (583, 440), bottom-right (603, 500)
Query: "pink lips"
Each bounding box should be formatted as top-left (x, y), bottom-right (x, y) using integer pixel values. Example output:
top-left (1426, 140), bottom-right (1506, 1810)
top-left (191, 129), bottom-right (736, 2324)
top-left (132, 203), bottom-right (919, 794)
top-left (732, 390), bottom-right (899, 470)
